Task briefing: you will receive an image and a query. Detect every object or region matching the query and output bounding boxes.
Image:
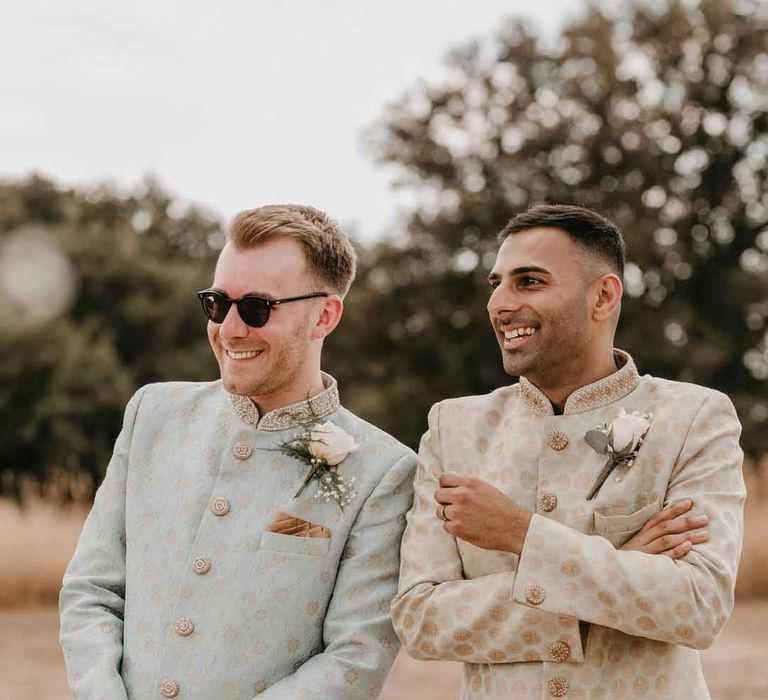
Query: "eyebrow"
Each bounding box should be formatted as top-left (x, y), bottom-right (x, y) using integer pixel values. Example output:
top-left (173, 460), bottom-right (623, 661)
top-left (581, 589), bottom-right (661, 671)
top-left (487, 265), bottom-right (552, 282)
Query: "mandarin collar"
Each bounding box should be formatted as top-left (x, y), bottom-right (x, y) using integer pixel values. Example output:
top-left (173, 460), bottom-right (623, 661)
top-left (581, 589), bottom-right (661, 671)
top-left (518, 350), bottom-right (640, 416)
top-left (229, 372), bottom-right (340, 431)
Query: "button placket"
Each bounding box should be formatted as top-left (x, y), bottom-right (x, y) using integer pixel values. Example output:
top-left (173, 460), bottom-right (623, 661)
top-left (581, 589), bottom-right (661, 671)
top-left (525, 583), bottom-right (546, 606)
top-left (159, 679), bottom-right (180, 698)
top-left (175, 618), bottom-right (194, 637)
top-left (539, 492), bottom-right (558, 513)
top-left (211, 496), bottom-right (230, 516)
top-left (548, 676), bottom-right (569, 697)
top-left (232, 440), bottom-right (253, 460)
top-left (192, 557), bottom-right (211, 575)
top-left (547, 430), bottom-right (569, 451)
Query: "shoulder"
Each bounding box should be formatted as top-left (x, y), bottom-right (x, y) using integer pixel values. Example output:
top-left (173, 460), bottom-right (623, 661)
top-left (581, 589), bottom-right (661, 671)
top-left (428, 384), bottom-right (519, 427)
top-left (640, 375), bottom-right (736, 416)
top-left (335, 407), bottom-right (415, 466)
top-left (131, 380), bottom-right (226, 419)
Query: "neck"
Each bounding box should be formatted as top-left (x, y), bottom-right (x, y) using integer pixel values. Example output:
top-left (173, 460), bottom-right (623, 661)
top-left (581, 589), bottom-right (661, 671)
top-left (531, 346), bottom-right (618, 415)
top-left (250, 372), bottom-right (326, 416)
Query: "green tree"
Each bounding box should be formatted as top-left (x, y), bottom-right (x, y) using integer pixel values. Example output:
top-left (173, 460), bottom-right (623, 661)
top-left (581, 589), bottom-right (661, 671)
top-left (0, 175), bottom-right (221, 499)
top-left (327, 0), bottom-right (768, 454)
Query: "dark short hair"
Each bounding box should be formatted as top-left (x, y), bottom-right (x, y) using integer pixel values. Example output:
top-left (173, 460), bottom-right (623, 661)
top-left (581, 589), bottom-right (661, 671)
top-left (499, 204), bottom-right (625, 277)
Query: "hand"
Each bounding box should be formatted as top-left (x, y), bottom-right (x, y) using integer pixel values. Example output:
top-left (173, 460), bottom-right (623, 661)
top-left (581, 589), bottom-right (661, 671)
top-left (435, 473), bottom-right (532, 554)
top-left (621, 498), bottom-right (709, 559)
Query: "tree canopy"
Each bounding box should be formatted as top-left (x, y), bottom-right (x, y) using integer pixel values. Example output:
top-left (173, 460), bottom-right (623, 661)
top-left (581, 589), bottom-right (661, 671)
top-left (330, 0), bottom-right (768, 454)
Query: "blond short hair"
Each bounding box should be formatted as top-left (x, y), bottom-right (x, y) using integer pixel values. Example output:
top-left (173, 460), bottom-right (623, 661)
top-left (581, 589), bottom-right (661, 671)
top-left (228, 204), bottom-right (357, 296)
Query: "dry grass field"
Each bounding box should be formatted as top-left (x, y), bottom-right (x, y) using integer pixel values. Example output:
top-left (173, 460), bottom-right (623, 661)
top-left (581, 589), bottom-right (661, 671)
top-left (1, 462), bottom-right (766, 699)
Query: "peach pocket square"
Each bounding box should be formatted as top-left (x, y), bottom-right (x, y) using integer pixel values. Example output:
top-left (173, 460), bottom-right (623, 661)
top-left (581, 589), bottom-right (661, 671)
top-left (266, 511), bottom-right (331, 539)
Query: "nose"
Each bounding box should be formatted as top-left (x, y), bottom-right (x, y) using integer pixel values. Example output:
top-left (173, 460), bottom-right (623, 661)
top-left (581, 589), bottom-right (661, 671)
top-left (487, 285), bottom-right (522, 318)
top-left (218, 302), bottom-right (249, 340)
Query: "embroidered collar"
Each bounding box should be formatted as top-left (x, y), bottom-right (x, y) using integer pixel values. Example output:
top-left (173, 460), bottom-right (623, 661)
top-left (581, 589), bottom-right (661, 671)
top-left (229, 372), bottom-right (340, 431)
top-left (519, 350), bottom-right (640, 416)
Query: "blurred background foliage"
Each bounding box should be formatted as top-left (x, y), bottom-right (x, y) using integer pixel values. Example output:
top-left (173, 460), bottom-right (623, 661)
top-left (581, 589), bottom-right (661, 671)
top-left (1, 0), bottom-right (766, 500)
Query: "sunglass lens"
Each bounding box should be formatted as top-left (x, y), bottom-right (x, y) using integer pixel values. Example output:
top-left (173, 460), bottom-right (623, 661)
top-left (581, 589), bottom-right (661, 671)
top-left (201, 293), bottom-right (229, 323)
top-left (238, 297), bottom-right (270, 327)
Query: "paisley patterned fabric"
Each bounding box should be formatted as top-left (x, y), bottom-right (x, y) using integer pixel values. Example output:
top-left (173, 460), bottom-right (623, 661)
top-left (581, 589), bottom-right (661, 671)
top-left (393, 351), bottom-right (745, 700)
top-left (60, 377), bottom-right (416, 700)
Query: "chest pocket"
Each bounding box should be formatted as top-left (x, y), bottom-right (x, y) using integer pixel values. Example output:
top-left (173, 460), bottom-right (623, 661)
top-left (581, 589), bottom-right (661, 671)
top-left (259, 530), bottom-right (331, 556)
top-left (593, 499), bottom-right (661, 548)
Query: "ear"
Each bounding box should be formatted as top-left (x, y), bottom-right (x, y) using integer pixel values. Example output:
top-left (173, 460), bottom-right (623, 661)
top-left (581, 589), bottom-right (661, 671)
top-left (591, 273), bottom-right (623, 322)
top-left (311, 295), bottom-right (344, 340)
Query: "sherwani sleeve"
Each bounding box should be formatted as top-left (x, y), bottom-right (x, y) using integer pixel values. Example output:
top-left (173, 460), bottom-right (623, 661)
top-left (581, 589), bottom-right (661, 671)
top-left (392, 403), bottom-right (585, 664)
top-left (252, 451), bottom-right (417, 700)
top-left (59, 387), bottom-right (145, 700)
top-left (511, 391), bottom-right (746, 649)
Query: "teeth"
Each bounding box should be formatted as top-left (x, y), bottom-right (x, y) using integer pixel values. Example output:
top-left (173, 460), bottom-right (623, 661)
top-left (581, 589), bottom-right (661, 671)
top-left (503, 327), bottom-right (536, 340)
top-left (227, 350), bottom-right (260, 359)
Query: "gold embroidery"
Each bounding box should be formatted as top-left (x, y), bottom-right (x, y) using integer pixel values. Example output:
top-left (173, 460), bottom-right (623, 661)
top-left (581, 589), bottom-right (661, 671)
top-left (229, 372), bottom-right (340, 431)
top-left (519, 350), bottom-right (640, 415)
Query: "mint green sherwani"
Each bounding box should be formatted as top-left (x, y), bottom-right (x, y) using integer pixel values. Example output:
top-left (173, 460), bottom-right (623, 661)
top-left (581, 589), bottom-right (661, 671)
top-left (60, 375), bottom-right (416, 700)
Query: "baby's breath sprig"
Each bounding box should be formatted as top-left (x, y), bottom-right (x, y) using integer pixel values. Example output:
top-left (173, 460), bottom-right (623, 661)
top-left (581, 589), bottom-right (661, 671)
top-left (273, 423), bottom-right (357, 510)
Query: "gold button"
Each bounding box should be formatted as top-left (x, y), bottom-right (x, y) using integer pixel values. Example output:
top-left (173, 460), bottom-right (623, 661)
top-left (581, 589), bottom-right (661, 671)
top-left (192, 557), bottom-right (211, 575)
top-left (549, 640), bottom-right (571, 662)
top-left (548, 431), bottom-right (569, 451)
top-left (525, 583), bottom-right (545, 606)
top-left (548, 677), bottom-right (569, 697)
top-left (159, 679), bottom-right (180, 698)
top-left (175, 618), bottom-right (194, 637)
top-left (232, 441), bottom-right (252, 460)
top-left (539, 492), bottom-right (558, 512)
top-left (211, 497), bottom-right (230, 516)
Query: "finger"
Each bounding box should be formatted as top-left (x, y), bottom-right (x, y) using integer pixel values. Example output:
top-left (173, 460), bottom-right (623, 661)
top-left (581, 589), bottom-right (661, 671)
top-left (687, 530), bottom-right (709, 545)
top-left (661, 539), bottom-right (693, 559)
top-left (439, 473), bottom-right (471, 488)
top-left (434, 487), bottom-right (456, 504)
top-left (648, 513), bottom-right (709, 539)
top-left (644, 531), bottom-right (696, 554)
top-left (641, 499), bottom-right (693, 531)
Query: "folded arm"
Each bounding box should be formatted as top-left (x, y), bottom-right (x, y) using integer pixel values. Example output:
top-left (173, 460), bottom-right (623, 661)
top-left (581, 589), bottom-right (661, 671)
top-left (512, 392), bottom-right (745, 649)
top-left (392, 403), bottom-right (585, 665)
top-left (254, 452), bottom-right (417, 700)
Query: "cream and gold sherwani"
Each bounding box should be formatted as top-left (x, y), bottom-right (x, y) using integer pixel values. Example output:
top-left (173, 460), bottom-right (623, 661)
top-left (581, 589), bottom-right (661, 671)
top-left (393, 351), bottom-right (745, 700)
top-left (60, 374), bottom-right (416, 700)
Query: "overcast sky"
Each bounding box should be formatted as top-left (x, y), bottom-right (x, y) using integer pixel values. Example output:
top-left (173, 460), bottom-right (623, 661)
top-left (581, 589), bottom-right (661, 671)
top-left (1, 0), bottom-right (574, 241)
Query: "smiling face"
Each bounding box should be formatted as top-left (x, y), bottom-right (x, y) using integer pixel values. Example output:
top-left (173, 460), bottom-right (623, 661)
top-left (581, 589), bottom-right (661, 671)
top-left (487, 227), bottom-right (606, 388)
top-left (207, 238), bottom-right (332, 410)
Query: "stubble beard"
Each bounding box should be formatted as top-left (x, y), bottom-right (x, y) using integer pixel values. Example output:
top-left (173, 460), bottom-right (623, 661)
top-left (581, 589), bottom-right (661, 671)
top-left (502, 310), bottom-right (591, 386)
top-left (219, 320), bottom-right (311, 400)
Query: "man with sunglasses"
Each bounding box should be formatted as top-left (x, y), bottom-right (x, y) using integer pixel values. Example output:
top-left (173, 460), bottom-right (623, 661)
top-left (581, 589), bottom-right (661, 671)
top-left (393, 205), bottom-right (745, 699)
top-left (60, 204), bottom-right (417, 700)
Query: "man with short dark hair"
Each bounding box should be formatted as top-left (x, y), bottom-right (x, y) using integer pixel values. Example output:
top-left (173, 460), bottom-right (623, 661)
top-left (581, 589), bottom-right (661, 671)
top-left (393, 204), bottom-right (745, 699)
top-left (60, 204), bottom-right (416, 700)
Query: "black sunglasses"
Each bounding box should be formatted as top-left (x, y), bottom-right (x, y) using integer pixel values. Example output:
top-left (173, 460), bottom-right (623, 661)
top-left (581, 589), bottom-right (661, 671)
top-left (197, 289), bottom-right (329, 328)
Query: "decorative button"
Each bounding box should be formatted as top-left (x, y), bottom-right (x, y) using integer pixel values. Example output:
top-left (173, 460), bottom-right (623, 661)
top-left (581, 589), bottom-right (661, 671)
top-left (548, 431), bottom-right (569, 451)
top-left (548, 677), bottom-right (569, 697)
top-left (232, 441), bottom-right (253, 460)
top-left (175, 618), bottom-right (194, 636)
top-left (192, 557), bottom-right (211, 575)
top-left (159, 679), bottom-right (180, 698)
top-left (549, 640), bottom-right (571, 662)
top-left (211, 497), bottom-right (230, 516)
top-left (525, 583), bottom-right (545, 606)
top-left (539, 492), bottom-right (558, 513)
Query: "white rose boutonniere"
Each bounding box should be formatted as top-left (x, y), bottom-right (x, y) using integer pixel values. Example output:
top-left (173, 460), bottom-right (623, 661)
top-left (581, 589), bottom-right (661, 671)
top-left (585, 408), bottom-right (652, 500)
top-left (308, 422), bottom-right (357, 466)
top-left (275, 421), bottom-right (358, 509)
